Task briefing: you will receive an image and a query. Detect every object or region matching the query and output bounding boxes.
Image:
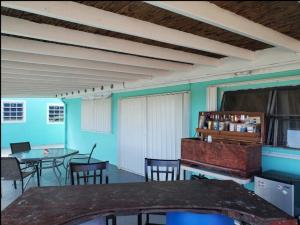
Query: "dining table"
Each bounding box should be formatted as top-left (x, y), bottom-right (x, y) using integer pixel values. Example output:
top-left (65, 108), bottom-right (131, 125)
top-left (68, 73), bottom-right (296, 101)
top-left (9, 148), bottom-right (79, 185)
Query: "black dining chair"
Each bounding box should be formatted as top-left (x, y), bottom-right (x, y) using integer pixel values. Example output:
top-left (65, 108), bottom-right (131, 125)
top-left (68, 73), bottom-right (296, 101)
top-left (138, 158), bottom-right (181, 225)
top-left (69, 161), bottom-right (116, 225)
top-left (65, 143), bottom-right (97, 183)
top-left (1, 157), bottom-right (40, 195)
top-left (10, 142), bottom-right (31, 154)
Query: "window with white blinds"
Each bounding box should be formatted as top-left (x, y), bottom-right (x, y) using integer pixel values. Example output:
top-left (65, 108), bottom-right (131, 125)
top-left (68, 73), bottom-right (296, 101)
top-left (81, 98), bottom-right (112, 133)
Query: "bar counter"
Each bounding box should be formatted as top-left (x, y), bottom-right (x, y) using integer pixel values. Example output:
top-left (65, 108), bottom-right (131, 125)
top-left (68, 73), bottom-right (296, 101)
top-left (1, 180), bottom-right (297, 225)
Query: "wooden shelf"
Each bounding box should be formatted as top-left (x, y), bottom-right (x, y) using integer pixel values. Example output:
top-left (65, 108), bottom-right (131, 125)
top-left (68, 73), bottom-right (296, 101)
top-left (196, 111), bottom-right (265, 144)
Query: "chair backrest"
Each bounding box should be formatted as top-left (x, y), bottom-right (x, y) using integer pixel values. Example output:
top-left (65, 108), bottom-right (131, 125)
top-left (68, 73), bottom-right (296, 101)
top-left (70, 161), bottom-right (109, 185)
top-left (87, 143), bottom-right (97, 163)
top-left (1, 157), bottom-right (22, 180)
top-left (10, 142), bottom-right (31, 154)
top-left (144, 158), bottom-right (181, 182)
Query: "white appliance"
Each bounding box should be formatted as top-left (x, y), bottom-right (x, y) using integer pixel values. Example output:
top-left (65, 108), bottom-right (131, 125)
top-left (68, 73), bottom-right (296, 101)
top-left (255, 170), bottom-right (300, 217)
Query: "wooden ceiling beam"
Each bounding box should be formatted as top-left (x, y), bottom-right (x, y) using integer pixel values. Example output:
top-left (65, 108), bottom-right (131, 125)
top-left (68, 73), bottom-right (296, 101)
top-left (1, 1), bottom-right (255, 60)
top-left (1, 61), bottom-right (153, 80)
top-left (1, 36), bottom-right (192, 71)
top-left (146, 1), bottom-right (300, 53)
top-left (2, 72), bottom-right (126, 84)
top-left (1, 16), bottom-right (220, 66)
top-left (2, 68), bottom-right (132, 82)
top-left (1, 50), bottom-right (171, 76)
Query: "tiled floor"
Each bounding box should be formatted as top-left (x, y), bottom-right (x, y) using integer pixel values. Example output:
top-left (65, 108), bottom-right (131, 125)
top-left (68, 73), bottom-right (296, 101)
top-left (1, 161), bottom-right (165, 225)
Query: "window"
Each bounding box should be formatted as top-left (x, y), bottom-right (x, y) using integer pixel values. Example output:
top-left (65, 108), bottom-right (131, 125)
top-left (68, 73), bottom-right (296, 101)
top-left (81, 98), bottom-right (111, 133)
top-left (47, 103), bottom-right (64, 124)
top-left (221, 85), bottom-right (300, 149)
top-left (1, 100), bottom-right (26, 123)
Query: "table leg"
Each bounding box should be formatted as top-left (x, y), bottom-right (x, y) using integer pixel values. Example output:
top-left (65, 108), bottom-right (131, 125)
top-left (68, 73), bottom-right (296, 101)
top-left (52, 159), bottom-right (61, 186)
top-left (35, 164), bottom-right (40, 187)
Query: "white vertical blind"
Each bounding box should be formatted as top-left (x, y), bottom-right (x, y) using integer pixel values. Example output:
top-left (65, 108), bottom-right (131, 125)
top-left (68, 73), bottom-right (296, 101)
top-left (81, 99), bottom-right (94, 131)
top-left (119, 97), bottom-right (147, 175)
top-left (93, 98), bottom-right (111, 133)
top-left (119, 92), bottom-right (190, 175)
top-left (81, 97), bottom-right (111, 133)
top-left (147, 94), bottom-right (183, 160)
top-left (207, 86), bottom-right (218, 111)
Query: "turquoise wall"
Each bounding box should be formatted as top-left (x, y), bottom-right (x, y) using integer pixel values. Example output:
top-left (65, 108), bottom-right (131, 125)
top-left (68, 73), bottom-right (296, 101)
top-left (65, 69), bottom-right (300, 180)
top-left (1, 98), bottom-right (65, 149)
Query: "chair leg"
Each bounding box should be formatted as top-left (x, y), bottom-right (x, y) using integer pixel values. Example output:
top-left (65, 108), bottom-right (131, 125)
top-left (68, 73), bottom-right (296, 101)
top-left (21, 179), bottom-right (24, 193)
top-left (138, 213), bottom-right (143, 225)
top-left (36, 165), bottom-right (40, 187)
top-left (39, 161), bottom-right (42, 176)
top-left (13, 180), bottom-right (17, 189)
top-left (146, 214), bottom-right (149, 224)
top-left (112, 215), bottom-right (116, 225)
top-left (65, 164), bottom-right (70, 184)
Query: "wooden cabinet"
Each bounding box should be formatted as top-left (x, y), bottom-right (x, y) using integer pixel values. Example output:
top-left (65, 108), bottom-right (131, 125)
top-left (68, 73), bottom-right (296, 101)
top-left (181, 111), bottom-right (265, 178)
top-left (181, 138), bottom-right (262, 178)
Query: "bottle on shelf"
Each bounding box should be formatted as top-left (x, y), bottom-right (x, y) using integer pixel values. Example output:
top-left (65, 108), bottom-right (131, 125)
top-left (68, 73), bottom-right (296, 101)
top-left (198, 112), bottom-right (206, 129)
top-left (236, 114), bottom-right (242, 132)
top-left (208, 113), bottom-right (213, 130)
top-left (213, 114), bottom-right (219, 131)
top-left (229, 115), bottom-right (236, 132)
top-left (224, 114), bottom-right (230, 131)
top-left (219, 114), bottom-right (225, 131)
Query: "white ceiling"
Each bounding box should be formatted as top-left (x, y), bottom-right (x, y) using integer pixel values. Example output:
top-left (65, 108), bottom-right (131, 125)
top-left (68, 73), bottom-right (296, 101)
top-left (1, 1), bottom-right (300, 98)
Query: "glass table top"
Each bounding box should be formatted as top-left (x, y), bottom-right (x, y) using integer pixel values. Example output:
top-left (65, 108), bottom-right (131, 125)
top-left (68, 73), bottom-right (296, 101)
top-left (9, 148), bottom-right (79, 161)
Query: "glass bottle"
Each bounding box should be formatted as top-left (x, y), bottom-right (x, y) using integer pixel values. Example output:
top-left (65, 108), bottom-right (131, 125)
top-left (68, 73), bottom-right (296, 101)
top-left (219, 114), bottom-right (225, 131)
top-left (213, 114), bottom-right (219, 131)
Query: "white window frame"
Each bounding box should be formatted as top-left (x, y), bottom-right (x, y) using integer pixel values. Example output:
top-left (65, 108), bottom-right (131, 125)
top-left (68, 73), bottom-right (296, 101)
top-left (47, 103), bottom-right (65, 124)
top-left (1, 100), bottom-right (26, 123)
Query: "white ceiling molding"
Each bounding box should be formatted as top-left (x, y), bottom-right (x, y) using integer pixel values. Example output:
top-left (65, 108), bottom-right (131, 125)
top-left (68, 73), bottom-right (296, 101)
top-left (146, 1), bottom-right (300, 53)
top-left (1, 36), bottom-right (193, 71)
top-left (1, 50), bottom-right (171, 76)
top-left (113, 48), bottom-right (300, 94)
top-left (210, 74), bottom-right (300, 88)
top-left (1, 1), bottom-right (255, 60)
top-left (1, 16), bottom-right (221, 66)
top-left (1, 61), bottom-right (153, 80)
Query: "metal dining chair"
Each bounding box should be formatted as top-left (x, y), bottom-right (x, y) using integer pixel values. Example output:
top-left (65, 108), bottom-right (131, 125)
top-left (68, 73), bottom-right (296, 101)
top-left (10, 142), bottom-right (37, 187)
top-left (1, 157), bottom-right (40, 195)
top-left (69, 161), bottom-right (116, 225)
top-left (138, 158), bottom-right (181, 225)
top-left (65, 143), bottom-right (97, 183)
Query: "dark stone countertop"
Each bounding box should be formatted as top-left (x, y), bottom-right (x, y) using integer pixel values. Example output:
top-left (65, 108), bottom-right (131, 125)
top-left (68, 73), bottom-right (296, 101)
top-left (1, 180), bottom-right (297, 225)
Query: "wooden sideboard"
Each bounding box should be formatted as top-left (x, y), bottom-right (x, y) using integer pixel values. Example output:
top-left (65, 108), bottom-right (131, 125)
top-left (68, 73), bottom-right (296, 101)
top-left (181, 111), bottom-right (265, 179)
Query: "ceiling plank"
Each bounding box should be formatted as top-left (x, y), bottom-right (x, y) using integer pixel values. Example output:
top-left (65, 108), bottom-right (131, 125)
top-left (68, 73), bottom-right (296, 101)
top-left (146, 1), bottom-right (300, 53)
top-left (1, 1), bottom-right (255, 60)
top-left (1, 50), bottom-right (170, 76)
top-left (1, 36), bottom-right (192, 71)
top-left (1, 61), bottom-right (153, 80)
top-left (2, 69), bottom-right (133, 82)
top-left (1, 16), bottom-right (221, 66)
top-left (2, 68), bottom-right (133, 82)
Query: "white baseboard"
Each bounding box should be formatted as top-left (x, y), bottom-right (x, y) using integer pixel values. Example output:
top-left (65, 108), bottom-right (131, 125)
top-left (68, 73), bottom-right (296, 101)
top-left (262, 151), bottom-right (300, 160)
